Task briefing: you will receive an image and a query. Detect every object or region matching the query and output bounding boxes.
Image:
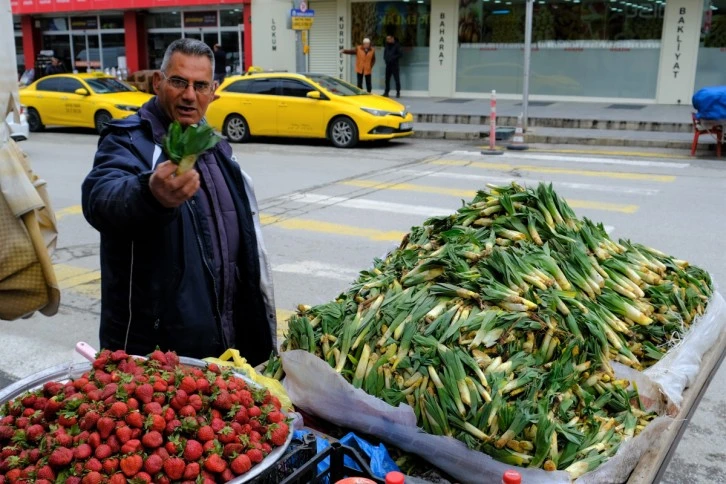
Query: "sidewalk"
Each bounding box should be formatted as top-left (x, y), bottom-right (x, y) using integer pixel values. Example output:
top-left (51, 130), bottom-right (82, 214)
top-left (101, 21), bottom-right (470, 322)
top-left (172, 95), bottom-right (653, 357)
top-left (399, 97), bottom-right (721, 152)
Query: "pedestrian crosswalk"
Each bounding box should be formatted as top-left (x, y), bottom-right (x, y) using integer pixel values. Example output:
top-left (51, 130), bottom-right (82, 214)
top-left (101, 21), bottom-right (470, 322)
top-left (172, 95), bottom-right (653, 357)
top-left (53, 150), bottom-right (684, 339)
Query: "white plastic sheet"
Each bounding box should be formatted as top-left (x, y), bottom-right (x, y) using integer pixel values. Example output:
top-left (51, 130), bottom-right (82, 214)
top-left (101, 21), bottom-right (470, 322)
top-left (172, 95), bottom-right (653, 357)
top-left (281, 291), bottom-right (725, 482)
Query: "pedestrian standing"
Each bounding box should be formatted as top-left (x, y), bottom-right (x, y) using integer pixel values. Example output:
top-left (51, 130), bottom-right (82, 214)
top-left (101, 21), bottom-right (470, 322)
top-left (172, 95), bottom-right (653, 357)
top-left (213, 44), bottom-right (227, 85)
top-left (383, 35), bottom-right (402, 98)
top-left (82, 38), bottom-right (276, 364)
top-left (341, 38), bottom-right (376, 93)
top-left (44, 56), bottom-right (65, 76)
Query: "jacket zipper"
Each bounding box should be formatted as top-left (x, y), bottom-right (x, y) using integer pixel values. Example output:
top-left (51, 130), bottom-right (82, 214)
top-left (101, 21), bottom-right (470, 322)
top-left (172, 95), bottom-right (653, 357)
top-left (186, 198), bottom-right (229, 349)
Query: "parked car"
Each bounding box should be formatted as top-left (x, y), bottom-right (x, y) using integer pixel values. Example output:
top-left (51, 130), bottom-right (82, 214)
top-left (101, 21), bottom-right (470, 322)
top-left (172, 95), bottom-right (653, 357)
top-left (206, 71), bottom-right (414, 148)
top-left (5, 106), bottom-right (29, 141)
top-left (20, 73), bottom-right (153, 133)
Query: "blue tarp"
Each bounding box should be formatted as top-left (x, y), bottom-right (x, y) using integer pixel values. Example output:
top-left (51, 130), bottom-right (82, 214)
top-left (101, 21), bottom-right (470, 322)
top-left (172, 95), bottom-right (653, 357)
top-left (693, 86), bottom-right (726, 120)
top-left (293, 430), bottom-right (399, 481)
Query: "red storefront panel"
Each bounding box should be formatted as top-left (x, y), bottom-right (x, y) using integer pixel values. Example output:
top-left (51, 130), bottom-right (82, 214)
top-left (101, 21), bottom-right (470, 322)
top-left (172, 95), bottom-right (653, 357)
top-left (12, 0), bottom-right (244, 14)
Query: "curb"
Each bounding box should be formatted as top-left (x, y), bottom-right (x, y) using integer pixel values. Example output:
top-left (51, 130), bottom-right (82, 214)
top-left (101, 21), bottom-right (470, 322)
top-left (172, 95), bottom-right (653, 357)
top-left (412, 128), bottom-right (720, 152)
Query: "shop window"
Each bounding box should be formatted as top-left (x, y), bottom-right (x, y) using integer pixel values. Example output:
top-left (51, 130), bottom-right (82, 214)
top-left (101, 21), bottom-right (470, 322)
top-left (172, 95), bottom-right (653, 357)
top-left (15, 35), bottom-right (24, 78)
top-left (40, 18), bottom-right (69, 32)
top-left (147, 12), bottom-right (181, 29)
top-left (221, 9), bottom-right (243, 27)
top-left (695, 0), bottom-right (726, 90)
top-left (456, 0), bottom-right (662, 98)
top-left (350, 1), bottom-right (431, 92)
top-left (100, 16), bottom-right (124, 30)
top-left (148, 33), bottom-right (183, 70)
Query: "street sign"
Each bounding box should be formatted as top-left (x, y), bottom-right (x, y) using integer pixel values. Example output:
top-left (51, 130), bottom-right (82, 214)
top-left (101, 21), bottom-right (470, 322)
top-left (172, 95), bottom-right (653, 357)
top-left (290, 8), bottom-right (315, 30)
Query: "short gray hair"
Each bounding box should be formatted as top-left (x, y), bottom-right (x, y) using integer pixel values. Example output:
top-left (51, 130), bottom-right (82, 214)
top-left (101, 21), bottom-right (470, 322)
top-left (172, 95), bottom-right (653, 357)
top-left (160, 38), bottom-right (215, 75)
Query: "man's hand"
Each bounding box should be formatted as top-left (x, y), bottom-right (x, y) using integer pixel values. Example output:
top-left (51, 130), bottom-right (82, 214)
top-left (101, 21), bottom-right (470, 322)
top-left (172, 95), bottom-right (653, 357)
top-left (149, 161), bottom-right (200, 208)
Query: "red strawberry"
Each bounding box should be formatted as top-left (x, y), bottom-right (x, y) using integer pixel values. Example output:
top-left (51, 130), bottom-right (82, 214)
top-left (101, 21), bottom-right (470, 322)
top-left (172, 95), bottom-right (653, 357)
top-left (179, 377), bottom-right (197, 394)
top-left (266, 411), bottom-right (284, 424)
top-left (183, 439), bottom-right (203, 461)
top-left (248, 406), bottom-right (261, 418)
top-left (197, 426), bottom-right (215, 442)
top-left (144, 453), bottom-right (164, 474)
top-left (143, 402), bottom-right (163, 416)
top-left (25, 424), bottom-right (44, 442)
top-left (165, 419), bottom-right (182, 435)
top-left (146, 414), bottom-right (166, 432)
top-left (96, 417), bottom-right (115, 439)
top-left (196, 378), bottom-right (211, 395)
top-left (234, 407), bottom-right (249, 424)
top-left (223, 443), bottom-right (244, 458)
top-left (152, 378), bottom-right (168, 393)
top-left (109, 473), bottom-right (127, 484)
top-left (135, 384), bottom-right (154, 404)
top-left (84, 457), bottom-right (103, 472)
top-left (27, 448), bottom-right (41, 463)
top-left (203, 454), bottom-right (227, 474)
top-left (108, 401), bottom-right (128, 418)
top-left (221, 468), bottom-right (235, 482)
top-left (66, 477), bottom-right (82, 484)
top-left (48, 447), bottom-right (73, 468)
top-left (58, 412), bottom-right (78, 428)
top-left (163, 456), bottom-right (185, 480)
top-left (116, 425), bottom-right (133, 444)
top-left (179, 405), bottom-right (196, 418)
top-left (94, 443), bottom-right (112, 459)
top-left (163, 407), bottom-right (176, 422)
top-left (103, 457), bottom-right (119, 474)
top-left (211, 418), bottom-right (226, 433)
top-left (269, 422), bottom-right (289, 446)
top-left (246, 448), bottom-right (264, 464)
top-left (183, 462), bottom-right (201, 479)
top-left (81, 471), bottom-right (103, 484)
top-left (110, 349), bottom-right (128, 362)
top-left (189, 394), bottom-right (204, 412)
top-left (125, 411), bottom-right (144, 429)
top-left (127, 397), bottom-right (139, 410)
top-left (261, 442), bottom-right (272, 454)
top-left (270, 396), bottom-right (282, 410)
top-left (120, 454), bottom-right (143, 477)
top-left (36, 464), bottom-right (55, 480)
top-left (100, 383), bottom-right (119, 401)
top-left (93, 350), bottom-right (111, 369)
top-left (106, 434), bottom-right (121, 454)
top-left (80, 411), bottom-right (100, 431)
top-left (120, 439), bottom-right (142, 454)
top-left (149, 349), bottom-right (168, 365)
top-left (134, 471), bottom-right (152, 483)
top-left (213, 391), bottom-right (233, 411)
top-left (218, 426), bottom-right (237, 444)
top-left (141, 430), bottom-right (163, 448)
top-left (73, 443), bottom-right (93, 460)
top-left (55, 430), bottom-right (73, 448)
top-left (88, 431), bottom-right (101, 449)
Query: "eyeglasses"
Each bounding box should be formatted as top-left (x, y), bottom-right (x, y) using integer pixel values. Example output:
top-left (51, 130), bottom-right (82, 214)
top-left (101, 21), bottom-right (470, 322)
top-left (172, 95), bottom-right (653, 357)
top-left (161, 72), bottom-right (213, 95)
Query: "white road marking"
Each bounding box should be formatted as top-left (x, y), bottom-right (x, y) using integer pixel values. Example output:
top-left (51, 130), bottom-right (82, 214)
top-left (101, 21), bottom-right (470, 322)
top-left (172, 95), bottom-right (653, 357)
top-left (277, 192), bottom-right (455, 217)
top-left (446, 150), bottom-right (690, 169)
top-left (273, 260), bottom-right (360, 282)
top-left (396, 169), bottom-right (660, 196)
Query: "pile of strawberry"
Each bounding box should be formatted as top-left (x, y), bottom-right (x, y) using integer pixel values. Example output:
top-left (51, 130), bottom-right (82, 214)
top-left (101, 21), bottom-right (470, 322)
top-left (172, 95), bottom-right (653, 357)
top-left (0, 349), bottom-right (290, 483)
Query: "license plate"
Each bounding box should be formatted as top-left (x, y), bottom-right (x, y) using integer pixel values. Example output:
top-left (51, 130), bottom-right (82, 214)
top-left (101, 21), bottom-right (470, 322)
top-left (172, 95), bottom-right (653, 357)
top-left (399, 122), bottom-right (412, 130)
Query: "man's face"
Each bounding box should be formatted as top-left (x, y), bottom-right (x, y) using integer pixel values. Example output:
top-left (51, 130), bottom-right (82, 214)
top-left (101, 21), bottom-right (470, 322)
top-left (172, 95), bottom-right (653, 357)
top-left (386, 36), bottom-right (393, 44)
top-left (363, 41), bottom-right (371, 48)
top-left (153, 52), bottom-right (215, 127)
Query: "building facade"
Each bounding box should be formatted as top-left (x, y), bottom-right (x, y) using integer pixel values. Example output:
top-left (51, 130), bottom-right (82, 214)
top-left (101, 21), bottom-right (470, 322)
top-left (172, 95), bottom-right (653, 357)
top-left (250, 0), bottom-right (726, 104)
top-left (11, 0), bottom-right (252, 77)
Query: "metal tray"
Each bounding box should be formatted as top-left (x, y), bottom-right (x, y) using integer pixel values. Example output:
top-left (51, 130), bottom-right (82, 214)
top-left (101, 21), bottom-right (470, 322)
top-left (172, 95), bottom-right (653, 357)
top-left (0, 356), bottom-right (293, 484)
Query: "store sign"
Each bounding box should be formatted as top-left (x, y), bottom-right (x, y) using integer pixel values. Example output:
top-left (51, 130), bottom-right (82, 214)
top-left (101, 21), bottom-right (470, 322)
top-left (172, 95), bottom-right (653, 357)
top-left (71, 16), bottom-right (98, 29)
top-left (12, 0), bottom-right (236, 14)
top-left (672, 7), bottom-right (687, 79)
top-left (184, 11), bottom-right (217, 28)
top-left (271, 18), bottom-right (277, 51)
top-left (438, 12), bottom-right (445, 66)
top-left (338, 15), bottom-right (345, 78)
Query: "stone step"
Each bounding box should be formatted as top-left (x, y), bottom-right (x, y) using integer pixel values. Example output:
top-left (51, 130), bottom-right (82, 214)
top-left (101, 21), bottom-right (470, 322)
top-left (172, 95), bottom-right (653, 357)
top-left (412, 114), bottom-right (694, 133)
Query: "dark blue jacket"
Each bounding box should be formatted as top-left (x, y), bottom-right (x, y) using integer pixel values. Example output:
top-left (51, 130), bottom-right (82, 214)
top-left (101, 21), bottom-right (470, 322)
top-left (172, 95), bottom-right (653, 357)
top-left (81, 103), bottom-right (277, 365)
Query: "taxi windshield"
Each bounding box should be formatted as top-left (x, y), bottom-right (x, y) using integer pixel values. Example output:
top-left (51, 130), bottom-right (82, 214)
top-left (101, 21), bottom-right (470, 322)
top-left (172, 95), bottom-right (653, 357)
top-left (306, 75), bottom-right (367, 96)
top-left (85, 77), bottom-right (134, 94)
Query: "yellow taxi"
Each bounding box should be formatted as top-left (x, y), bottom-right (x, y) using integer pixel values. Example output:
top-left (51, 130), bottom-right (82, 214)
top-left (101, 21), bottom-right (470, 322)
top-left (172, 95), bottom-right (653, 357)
top-left (206, 71), bottom-right (414, 148)
top-left (20, 73), bottom-right (153, 134)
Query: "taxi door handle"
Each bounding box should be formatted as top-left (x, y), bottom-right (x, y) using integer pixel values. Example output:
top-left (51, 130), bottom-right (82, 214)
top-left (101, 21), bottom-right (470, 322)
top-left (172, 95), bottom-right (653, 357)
top-left (60, 96), bottom-right (69, 100)
top-left (278, 103), bottom-right (288, 107)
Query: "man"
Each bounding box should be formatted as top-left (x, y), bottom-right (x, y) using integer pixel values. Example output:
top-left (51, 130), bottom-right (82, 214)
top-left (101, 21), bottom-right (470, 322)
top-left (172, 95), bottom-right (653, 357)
top-left (341, 38), bottom-right (375, 93)
top-left (81, 39), bottom-right (276, 365)
top-left (383, 35), bottom-right (402, 98)
top-left (44, 57), bottom-right (65, 76)
top-left (212, 44), bottom-right (227, 85)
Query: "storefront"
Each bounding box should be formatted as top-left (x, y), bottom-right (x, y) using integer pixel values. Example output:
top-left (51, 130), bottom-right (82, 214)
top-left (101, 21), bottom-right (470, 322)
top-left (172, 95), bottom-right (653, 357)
top-left (250, 0), bottom-right (725, 104)
top-left (11, 0), bottom-right (252, 79)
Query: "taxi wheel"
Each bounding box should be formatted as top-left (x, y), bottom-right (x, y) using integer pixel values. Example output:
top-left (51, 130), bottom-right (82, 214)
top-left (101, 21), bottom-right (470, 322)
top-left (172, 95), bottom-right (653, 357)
top-left (223, 114), bottom-right (250, 143)
top-left (329, 116), bottom-right (358, 148)
top-left (94, 111), bottom-right (112, 134)
top-left (27, 108), bottom-right (44, 132)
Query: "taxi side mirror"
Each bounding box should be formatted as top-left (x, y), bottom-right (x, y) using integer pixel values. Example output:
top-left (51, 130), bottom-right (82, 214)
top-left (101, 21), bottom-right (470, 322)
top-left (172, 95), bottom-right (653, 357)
top-left (306, 91), bottom-right (322, 100)
top-left (75, 88), bottom-right (90, 96)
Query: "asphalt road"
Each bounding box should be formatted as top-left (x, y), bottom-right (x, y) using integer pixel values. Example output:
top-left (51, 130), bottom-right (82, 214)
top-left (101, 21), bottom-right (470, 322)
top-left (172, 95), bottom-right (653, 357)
top-left (2, 130), bottom-right (726, 483)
